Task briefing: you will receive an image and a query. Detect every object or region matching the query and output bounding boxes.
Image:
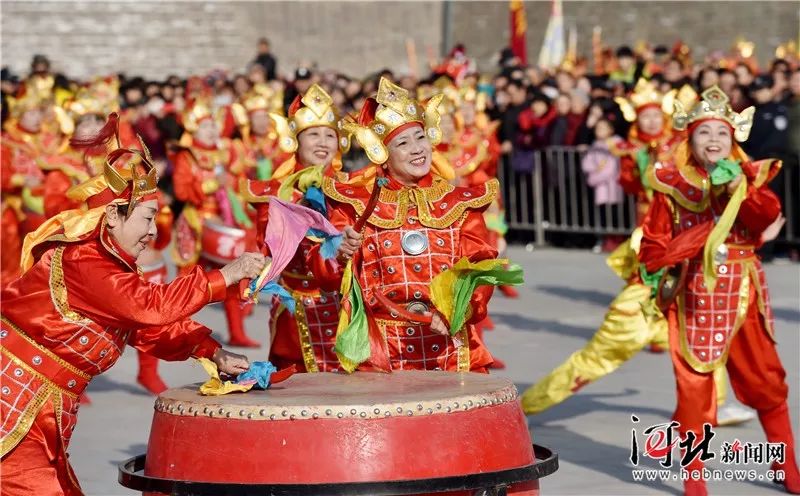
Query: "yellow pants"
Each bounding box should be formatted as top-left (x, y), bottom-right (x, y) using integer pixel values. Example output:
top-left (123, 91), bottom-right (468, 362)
top-left (520, 282), bottom-right (727, 415)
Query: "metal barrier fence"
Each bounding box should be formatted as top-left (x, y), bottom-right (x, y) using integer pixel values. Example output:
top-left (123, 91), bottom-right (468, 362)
top-left (499, 146), bottom-right (799, 248)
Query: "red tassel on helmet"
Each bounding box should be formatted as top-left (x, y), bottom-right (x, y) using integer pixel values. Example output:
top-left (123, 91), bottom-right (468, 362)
top-left (70, 112), bottom-right (120, 149)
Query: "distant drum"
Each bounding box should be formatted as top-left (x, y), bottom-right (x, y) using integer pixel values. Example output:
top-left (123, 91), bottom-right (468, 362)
top-left (200, 218), bottom-right (249, 265)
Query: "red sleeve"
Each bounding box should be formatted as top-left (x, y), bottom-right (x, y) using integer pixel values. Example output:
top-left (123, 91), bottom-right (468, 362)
top-left (66, 258), bottom-right (228, 330)
top-left (738, 184), bottom-right (782, 236)
top-left (255, 202), bottom-right (270, 251)
top-left (458, 210), bottom-right (499, 324)
top-left (129, 322), bottom-right (221, 361)
top-left (172, 151), bottom-right (206, 207)
top-left (618, 155), bottom-right (644, 196)
top-left (640, 193), bottom-right (713, 272)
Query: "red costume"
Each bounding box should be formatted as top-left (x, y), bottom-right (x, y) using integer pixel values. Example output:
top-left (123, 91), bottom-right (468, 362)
top-left (172, 99), bottom-right (258, 347)
top-left (1, 121), bottom-right (65, 286)
top-left (0, 126), bottom-right (224, 495)
top-left (611, 79), bottom-right (685, 224)
top-left (231, 84), bottom-right (291, 181)
top-left (321, 174), bottom-right (498, 371)
top-left (314, 78), bottom-right (498, 372)
top-left (243, 84), bottom-right (350, 372)
top-left (640, 86), bottom-right (799, 495)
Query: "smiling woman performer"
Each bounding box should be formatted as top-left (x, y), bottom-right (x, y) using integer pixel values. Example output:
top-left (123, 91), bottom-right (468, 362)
top-left (316, 78), bottom-right (499, 372)
top-left (0, 114), bottom-right (265, 496)
top-left (241, 84), bottom-right (351, 372)
top-left (639, 87), bottom-right (799, 496)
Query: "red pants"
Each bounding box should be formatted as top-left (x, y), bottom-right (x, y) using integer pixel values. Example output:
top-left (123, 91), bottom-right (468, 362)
top-left (669, 284), bottom-right (788, 433)
top-left (1, 401), bottom-right (82, 496)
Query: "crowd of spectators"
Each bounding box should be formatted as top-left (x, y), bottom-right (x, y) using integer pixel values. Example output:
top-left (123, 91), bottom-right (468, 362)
top-left (3, 37), bottom-right (798, 254)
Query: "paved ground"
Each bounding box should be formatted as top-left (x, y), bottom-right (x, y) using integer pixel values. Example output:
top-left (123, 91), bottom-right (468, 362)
top-left (68, 246), bottom-right (799, 495)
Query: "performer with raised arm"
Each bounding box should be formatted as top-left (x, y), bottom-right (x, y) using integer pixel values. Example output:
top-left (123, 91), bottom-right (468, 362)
top-left (521, 84), bottom-right (756, 426)
top-left (639, 86), bottom-right (799, 496)
top-left (46, 79), bottom-right (174, 396)
top-left (0, 114), bottom-right (266, 495)
top-left (313, 78), bottom-right (521, 373)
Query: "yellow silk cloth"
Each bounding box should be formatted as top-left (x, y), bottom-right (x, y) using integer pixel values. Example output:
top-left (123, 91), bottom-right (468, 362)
top-left (703, 178), bottom-right (747, 292)
top-left (277, 165), bottom-right (324, 201)
top-left (20, 206), bottom-right (105, 273)
top-left (197, 358), bottom-right (253, 396)
top-left (520, 282), bottom-right (668, 415)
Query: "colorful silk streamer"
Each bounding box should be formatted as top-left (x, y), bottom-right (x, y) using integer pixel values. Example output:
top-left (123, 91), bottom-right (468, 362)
top-left (256, 157), bottom-right (273, 180)
top-left (635, 148), bottom-right (651, 190)
top-left (430, 258), bottom-right (524, 335)
top-left (198, 358), bottom-right (294, 396)
top-left (332, 176), bottom-right (390, 373)
top-left (225, 186), bottom-right (253, 228)
top-left (246, 198), bottom-right (341, 300)
top-left (333, 264), bottom-right (370, 373)
top-left (709, 159), bottom-right (742, 186)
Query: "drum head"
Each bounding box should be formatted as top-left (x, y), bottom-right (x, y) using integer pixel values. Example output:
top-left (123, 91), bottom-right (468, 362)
top-left (155, 371), bottom-right (517, 421)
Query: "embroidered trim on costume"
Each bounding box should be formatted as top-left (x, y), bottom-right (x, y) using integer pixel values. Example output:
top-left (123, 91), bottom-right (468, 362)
top-left (0, 317), bottom-right (90, 380)
top-left (291, 294), bottom-right (320, 373)
top-left (648, 163), bottom-right (710, 213)
top-left (323, 177), bottom-right (498, 229)
top-left (49, 247), bottom-right (93, 325)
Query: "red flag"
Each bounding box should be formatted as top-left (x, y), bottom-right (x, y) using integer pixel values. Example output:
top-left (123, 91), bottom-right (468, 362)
top-left (510, 0), bottom-right (528, 65)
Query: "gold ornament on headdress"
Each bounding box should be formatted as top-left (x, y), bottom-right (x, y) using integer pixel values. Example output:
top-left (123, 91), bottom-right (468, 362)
top-left (6, 76), bottom-right (55, 119)
top-left (672, 85), bottom-right (755, 142)
top-left (344, 77), bottom-right (443, 164)
top-left (60, 78), bottom-right (121, 136)
top-left (231, 84), bottom-right (284, 130)
top-left (269, 84), bottom-right (349, 154)
top-left (68, 135), bottom-right (159, 216)
top-left (614, 78), bottom-right (676, 123)
top-left (182, 98), bottom-right (215, 134)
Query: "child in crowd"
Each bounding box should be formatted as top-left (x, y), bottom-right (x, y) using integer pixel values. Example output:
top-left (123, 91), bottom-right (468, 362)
top-left (581, 116), bottom-right (625, 252)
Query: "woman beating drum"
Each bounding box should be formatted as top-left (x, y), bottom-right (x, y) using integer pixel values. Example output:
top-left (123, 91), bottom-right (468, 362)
top-left (639, 86), bottom-right (799, 496)
top-left (311, 77), bottom-right (512, 373)
top-left (0, 115), bottom-right (266, 496)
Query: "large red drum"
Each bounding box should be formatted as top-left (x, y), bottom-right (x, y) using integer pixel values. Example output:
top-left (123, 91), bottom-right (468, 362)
top-left (120, 371), bottom-right (557, 495)
top-left (200, 218), bottom-right (251, 265)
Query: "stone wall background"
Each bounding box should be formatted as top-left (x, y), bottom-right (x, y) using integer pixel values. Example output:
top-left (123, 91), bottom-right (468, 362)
top-left (1, 1), bottom-right (797, 80)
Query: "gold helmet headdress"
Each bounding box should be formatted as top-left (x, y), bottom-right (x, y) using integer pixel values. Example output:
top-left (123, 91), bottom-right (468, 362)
top-left (614, 78), bottom-right (676, 123)
top-left (231, 83), bottom-right (284, 133)
top-left (60, 77), bottom-right (121, 135)
top-left (269, 84), bottom-right (350, 154)
top-left (6, 76), bottom-right (55, 119)
top-left (21, 113), bottom-right (159, 272)
top-left (344, 77), bottom-right (443, 164)
top-left (672, 85), bottom-right (754, 142)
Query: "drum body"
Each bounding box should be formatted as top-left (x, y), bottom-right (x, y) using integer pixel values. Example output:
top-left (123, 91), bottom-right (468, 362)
top-left (141, 371), bottom-right (546, 495)
top-left (200, 218), bottom-right (250, 265)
